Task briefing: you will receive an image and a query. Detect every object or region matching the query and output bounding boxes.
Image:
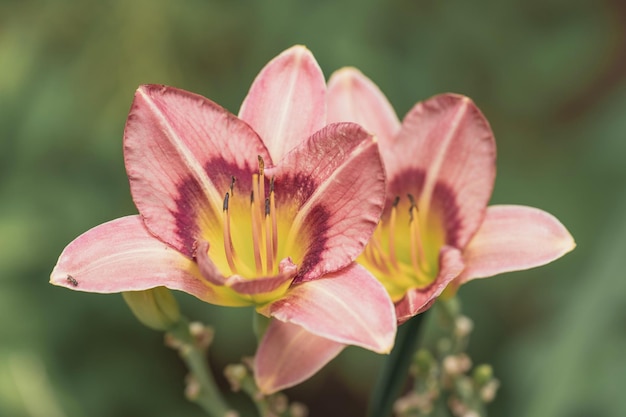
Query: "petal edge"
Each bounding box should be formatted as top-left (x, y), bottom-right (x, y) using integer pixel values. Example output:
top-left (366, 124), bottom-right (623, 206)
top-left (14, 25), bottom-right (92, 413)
top-left (457, 205), bottom-right (575, 283)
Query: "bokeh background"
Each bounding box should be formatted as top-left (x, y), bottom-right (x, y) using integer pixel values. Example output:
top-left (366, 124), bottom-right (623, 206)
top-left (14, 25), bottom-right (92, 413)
top-left (1, 0), bottom-right (625, 416)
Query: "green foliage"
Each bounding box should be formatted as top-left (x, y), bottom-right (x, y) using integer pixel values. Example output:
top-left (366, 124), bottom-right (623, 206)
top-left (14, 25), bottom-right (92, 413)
top-left (1, 0), bottom-right (624, 416)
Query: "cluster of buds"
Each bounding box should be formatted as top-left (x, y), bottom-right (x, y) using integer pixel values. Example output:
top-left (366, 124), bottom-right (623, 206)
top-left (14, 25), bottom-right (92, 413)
top-left (225, 358), bottom-right (308, 417)
top-left (394, 299), bottom-right (499, 417)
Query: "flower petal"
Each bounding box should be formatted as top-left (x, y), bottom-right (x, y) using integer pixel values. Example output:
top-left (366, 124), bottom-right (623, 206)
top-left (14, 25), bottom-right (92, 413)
top-left (269, 263), bottom-right (396, 352)
top-left (239, 45), bottom-right (326, 162)
top-left (195, 240), bottom-right (297, 295)
top-left (327, 67), bottom-right (401, 144)
top-left (457, 205), bottom-right (576, 284)
top-left (124, 85), bottom-right (270, 257)
top-left (225, 258), bottom-right (297, 295)
top-left (49, 216), bottom-right (244, 305)
top-left (269, 123), bottom-right (386, 282)
top-left (395, 246), bottom-right (465, 323)
top-left (388, 94), bottom-right (496, 248)
top-left (254, 320), bottom-right (345, 394)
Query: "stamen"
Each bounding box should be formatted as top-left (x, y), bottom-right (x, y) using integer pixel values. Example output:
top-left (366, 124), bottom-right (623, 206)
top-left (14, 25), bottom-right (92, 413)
top-left (218, 164), bottom-right (282, 280)
top-left (270, 177), bottom-right (278, 261)
top-left (407, 193), bottom-right (429, 275)
top-left (369, 225), bottom-right (391, 273)
top-left (257, 155), bottom-right (265, 176)
top-left (230, 176), bottom-right (236, 196)
top-left (264, 198), bottom-right (274, 274)
top-left (222, 192), bottom-right (238, 274)
top-left (409, 204), bottom-right (421, 274)
top-left (258, 156), bottom-right (266, 218)
top-left (223, 191), bottom-right (229, 211)
top-left (250, 178), bottom-right (263, 274)
top-left (388, 196), bottom-right (400, 269)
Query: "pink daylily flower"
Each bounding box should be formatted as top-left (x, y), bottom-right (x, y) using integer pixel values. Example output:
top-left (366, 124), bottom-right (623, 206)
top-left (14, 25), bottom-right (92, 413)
top-left (327, 68), bottom-right (575, 323)
top-left (50, 47), bottom-right (396, 393)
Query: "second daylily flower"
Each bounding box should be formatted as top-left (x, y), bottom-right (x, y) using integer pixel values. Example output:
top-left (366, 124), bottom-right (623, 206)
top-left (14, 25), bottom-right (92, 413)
top-left (327, 68), bottom-right (575, 323)
top-left (50, 47), bottom-right (396, 393)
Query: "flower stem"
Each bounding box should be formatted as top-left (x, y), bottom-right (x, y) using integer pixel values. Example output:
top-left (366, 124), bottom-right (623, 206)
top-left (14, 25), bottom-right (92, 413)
top-left (367, 311), bottom-right (428, 417)
top-left (167, 319), bottom-right (234, 417)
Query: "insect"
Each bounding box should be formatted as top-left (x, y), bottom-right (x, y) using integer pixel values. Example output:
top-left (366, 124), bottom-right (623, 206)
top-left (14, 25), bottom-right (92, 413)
top-left (66, 274), bottom-right (79, 287)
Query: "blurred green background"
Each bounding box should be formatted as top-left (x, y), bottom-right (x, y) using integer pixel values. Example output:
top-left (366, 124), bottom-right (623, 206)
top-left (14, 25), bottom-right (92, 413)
top-left (1, 0), bottom-right (625, 416)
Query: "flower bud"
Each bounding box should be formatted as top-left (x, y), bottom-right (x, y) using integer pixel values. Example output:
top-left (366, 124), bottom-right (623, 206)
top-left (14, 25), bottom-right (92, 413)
top-left (472, 364), bottom-right (493, 387)
top-left (413, 348), bottom-right (435, 375)
top-left (122, 287), bottom-right (180, 331)
top-left (224, 364), bottom-right (248, 392)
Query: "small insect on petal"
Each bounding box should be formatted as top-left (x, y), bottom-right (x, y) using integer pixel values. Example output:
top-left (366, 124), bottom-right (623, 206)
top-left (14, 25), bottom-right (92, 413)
top-left (66, 274), bottom-right (79, 287)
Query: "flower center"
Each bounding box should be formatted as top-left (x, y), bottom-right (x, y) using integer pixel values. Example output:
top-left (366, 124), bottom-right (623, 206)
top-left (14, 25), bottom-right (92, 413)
top-left (360, 194), bottom-right (443, 301)
top-left (220, 156), bottom-right (282, 278)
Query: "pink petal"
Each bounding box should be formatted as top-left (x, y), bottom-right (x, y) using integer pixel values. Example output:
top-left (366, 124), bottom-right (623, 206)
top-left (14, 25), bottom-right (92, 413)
top-left (269, 263), bottom-right (396, 352)
top-left (327, 67), bottom-right (401, 144)
top-left (457, 205), bottom-right (576, 284)
top-left (124, 85), bottom-right (271, 257)
top-left (194, 240), bottom-right (297, 295)
top-left (225, 258), bottom-right (297, 294)
top-left (254, 320), bottom-right (345, 394)
top-left (239, 45), bottom-right (326, 162)
top-left (268, 123), bottom-right (386, 282)
top-left (388, 94), bottom-right (496, 248)
top-left (49, 216), bottom-right (242, 305)
top-left (395, 246), bottom-right (465, 323)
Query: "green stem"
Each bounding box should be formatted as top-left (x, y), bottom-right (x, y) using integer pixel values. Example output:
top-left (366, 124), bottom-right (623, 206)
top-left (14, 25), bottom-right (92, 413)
top-left (240, 376), bottom-right (270, 417)
top-left (168, 319), bottom-right (232, 417)
top-left (367, 311), bottom-right (428, 417)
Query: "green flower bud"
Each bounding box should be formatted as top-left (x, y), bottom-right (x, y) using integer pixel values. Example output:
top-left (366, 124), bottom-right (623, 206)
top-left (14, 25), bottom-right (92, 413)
top-left (472, 364), bottom-right (494, 387)
top-left (414, 348), bottom-right (435, 375)
top-left (122, 287), bottom-right (180, 331)
top-left (224, 364), bottom-right (248, 392)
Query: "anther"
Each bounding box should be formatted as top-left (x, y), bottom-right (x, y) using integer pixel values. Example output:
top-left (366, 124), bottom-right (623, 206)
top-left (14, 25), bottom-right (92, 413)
top-left (407, 194), bottom-right (417, 222)
top-left (258, 155), bottom-right (265, 176)
top-left (230, 176), bottom-right (236, 196)
top-left (393, 195), bottom-right (400, 207)
top-left (223, 192), bottom-right (230, 211)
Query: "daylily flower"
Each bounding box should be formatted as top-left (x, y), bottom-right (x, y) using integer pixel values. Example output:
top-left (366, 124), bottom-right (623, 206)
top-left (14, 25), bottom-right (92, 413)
top-left (50, 47), bottom-right (396, 393)
top-left (327, 68), bottom-right (575, 323)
